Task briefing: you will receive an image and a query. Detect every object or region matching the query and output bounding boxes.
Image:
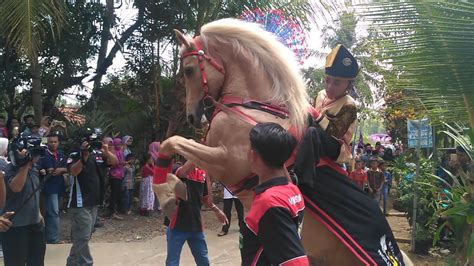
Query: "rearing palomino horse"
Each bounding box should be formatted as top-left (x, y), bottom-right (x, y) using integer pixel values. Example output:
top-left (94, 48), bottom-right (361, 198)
top-left (158, 19), bottom-right (412, 266)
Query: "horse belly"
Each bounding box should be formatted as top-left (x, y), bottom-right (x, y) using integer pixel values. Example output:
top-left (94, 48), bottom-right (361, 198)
top-left (205, 108), bottom-right (292, 185)
top-left (302, 211), bottom-right (363, 266)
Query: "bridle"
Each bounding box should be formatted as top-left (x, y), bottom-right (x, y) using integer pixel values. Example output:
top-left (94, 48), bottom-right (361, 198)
top-left (181, 37), bottom-right (225, 108)
top-left (180, 38), bottom-right (259, 195)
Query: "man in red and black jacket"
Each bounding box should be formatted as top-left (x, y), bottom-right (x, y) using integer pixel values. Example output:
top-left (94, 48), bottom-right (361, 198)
top-left (242, 122), bottom-right (309, 266)
top-left (158, 161), bottom-right (227, 266)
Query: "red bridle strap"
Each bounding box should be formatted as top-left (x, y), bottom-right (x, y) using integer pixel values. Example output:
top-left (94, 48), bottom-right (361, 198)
top-left (181, 37), bottom-right (225, 97)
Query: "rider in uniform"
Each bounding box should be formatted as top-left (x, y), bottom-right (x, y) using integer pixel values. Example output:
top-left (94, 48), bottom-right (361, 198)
top-left (294, 46), bottom-right (405, 265)
top-left (314, 44), bottom-right (359, 164)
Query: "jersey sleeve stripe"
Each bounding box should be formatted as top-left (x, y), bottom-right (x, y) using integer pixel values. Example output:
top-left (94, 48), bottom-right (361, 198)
top-left (279, 255), bottom-right (309, 266)
top-left (251, 247), bottom-right (264, 266)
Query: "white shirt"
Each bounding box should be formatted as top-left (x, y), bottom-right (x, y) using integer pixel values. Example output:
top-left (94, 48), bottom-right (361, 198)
top-left (223, 186), bottom-right (236, 199)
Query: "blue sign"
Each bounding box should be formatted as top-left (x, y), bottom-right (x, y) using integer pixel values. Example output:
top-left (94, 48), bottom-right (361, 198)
top-left (407, 118), bottom-right (433, 148)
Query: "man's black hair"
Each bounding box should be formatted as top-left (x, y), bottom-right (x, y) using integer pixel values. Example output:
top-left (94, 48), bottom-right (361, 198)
top-left (249, 122), bottom-right (297, 169)
top-left (47, 132), bottom-right (60, 139)
top-left (364, 143), bottom-right (372, 147)
top-left (23, 114), bottom-right (34, 122)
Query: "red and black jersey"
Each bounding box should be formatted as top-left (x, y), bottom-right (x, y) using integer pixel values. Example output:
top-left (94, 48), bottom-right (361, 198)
top-left (165, 167), bottom-right (208, 232)
top-left (242, 177), bottom-right (309, 266)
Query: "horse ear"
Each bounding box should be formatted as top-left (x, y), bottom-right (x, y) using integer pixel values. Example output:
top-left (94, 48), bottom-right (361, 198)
top-left (174, 29), bottom-right (191, 48)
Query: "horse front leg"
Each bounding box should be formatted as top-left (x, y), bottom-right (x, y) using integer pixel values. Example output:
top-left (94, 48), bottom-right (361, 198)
top-left (160, 135), bottom-right (228, 180)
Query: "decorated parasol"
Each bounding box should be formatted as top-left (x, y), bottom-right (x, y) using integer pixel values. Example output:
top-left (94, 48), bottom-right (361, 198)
top-left (368, 133), bottom-right (392, 144)
top-left (240, 8), bottom-right (309, 65)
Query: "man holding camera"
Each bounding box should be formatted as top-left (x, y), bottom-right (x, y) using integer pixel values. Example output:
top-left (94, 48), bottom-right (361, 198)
top-left (1, 138), bottom-right (46, 265)
top-left (40, 133), bottom-right (67, 244)
top-left (66, 129), bottom-right (118, 266)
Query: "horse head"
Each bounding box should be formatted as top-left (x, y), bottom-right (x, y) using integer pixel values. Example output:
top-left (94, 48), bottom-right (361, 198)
top-left (174, 29), bottom-right (225, 128)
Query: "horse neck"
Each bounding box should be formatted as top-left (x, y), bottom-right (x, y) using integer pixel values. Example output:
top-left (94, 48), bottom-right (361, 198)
top-left (221, 57), bottom-right (273, 101)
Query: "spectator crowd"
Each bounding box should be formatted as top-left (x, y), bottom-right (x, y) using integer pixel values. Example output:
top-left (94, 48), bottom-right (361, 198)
top-left (0, 114), bottom-right (164, 264)
top-left (348, 141), bottom-right (399, 216)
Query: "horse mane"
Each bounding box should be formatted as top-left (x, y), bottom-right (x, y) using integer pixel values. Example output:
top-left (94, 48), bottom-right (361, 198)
top-left (200, 18), bottom-right (310, 132)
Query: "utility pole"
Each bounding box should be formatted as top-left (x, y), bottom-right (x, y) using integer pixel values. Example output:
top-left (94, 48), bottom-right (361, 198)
top-left (411, 120), bottom-right (422, 252)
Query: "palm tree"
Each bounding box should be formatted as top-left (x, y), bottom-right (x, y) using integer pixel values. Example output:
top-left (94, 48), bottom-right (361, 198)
top-left (360, 1), bottom-right (474, 129)
top-left (0, 0), bottom-right (65, 123)
top-left (362, 2), bottom-right (474, 261)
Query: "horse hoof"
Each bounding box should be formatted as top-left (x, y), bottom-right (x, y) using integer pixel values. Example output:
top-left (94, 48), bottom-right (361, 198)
top-left (167, 174), bottom-right (187, 200)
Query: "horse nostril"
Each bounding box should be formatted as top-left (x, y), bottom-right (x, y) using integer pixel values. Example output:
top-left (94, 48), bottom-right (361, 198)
top-left (187, 115), bottom-right (194, 125)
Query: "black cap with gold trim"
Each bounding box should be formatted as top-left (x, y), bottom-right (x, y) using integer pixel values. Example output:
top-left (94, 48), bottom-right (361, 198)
top-left (325, 44), bottom-right (359, 79)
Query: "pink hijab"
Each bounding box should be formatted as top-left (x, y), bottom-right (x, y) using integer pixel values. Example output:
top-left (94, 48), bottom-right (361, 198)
top-left (109, 138), bottom-right (124, 178)
top-left (103, 137), bottom-right (113, 146)
top-left (149, 141), bottom-right (161, 161)
top-left (112, 138), bottom-right (122, 151)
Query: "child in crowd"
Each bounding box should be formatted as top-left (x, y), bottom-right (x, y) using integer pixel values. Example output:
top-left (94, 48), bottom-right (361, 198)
top-left (349, 159), bottom-right (367, 190)
top-left (367, 157), bottom-right (384, 201)
top-left (380, 161), bottom-right (392, 216)
top-left (122, 153), bottom-right (136, 215)
top-left (30, 124), bottom-right (41, 138)
top-left (139, 154), bottom-right (155, 216)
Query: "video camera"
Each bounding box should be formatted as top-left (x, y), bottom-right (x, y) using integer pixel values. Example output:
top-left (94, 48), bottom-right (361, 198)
top-left (81, 128), bottom-right (103, 152)
top-left (9, 136), bottom-right (47, 167)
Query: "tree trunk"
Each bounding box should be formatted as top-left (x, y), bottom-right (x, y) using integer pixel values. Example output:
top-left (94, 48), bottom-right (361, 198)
top-left (93, 0), bottom-right (114, 90)
top-left (31, 56), bottom-right (43, 124)
top-left (164, 44), bottom-right (186, 139)
top-left (153, 41), bottom-right (162, 136)
top-left (165, 116), bottom-right (180, 139)
top-left (463, 93), bottom-right (474, 130)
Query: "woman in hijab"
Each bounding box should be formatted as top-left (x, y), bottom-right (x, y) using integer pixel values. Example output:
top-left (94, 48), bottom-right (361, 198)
top-left (108, 138), bottom-right (125, 220)
top-left (103, 137), bottom-right (113, 146)
top-left (148, 141), bottom-right (162, 213)
top-left (149, 142), bottom-right (160, 161)
top-left (122, 136), bottom-right (133, 158)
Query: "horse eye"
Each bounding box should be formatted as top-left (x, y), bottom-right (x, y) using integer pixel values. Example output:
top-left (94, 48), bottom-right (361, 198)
top-left (184, 67), bottom-right (194, 77)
